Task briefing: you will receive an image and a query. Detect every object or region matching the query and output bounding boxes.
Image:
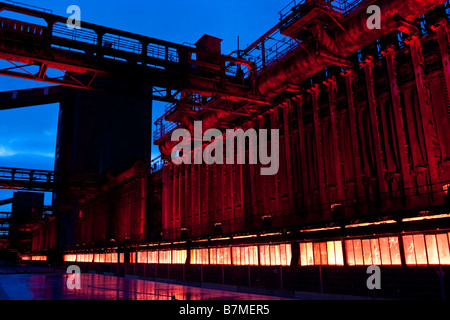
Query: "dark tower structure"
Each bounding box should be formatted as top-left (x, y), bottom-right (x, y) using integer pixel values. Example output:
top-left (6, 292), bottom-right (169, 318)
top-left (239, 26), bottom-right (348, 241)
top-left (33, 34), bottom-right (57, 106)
top-left (54, 82), bottom-right (152, 250)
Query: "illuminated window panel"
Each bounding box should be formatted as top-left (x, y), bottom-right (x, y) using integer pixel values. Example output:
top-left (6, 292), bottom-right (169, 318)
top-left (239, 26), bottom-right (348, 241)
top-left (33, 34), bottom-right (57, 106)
top-left (172, 250), bottom-right (187, 264)
top-left (413, 235), bottom-right (427, 265)
top-left (231, 246), bottom-right (258, 266)
top-left (335, 241), bottom-right (344, 265)
top-left (137, 251), bottom-right (148, 264)
top-left (87, 254), bottom-right (94, 263)
top-left (299, 243), bottom-right (313, 266)
top-left (300, 241), bottom-right (343, 266)
top-left (31, 256), bottom-right (47, 261)
top-left (425, 235), bottom-right (439, 265)
top-left (191, 248), bottom-right (209, 265)
top-left (320, 242), bottom-right (328, 265)
top-left (346, 237), bottom-right (401, 266)
top-left (403, 235), bottom-right (416, 265)
top-left (243, 247), bottom-right (249, 265)
top-left (345, 241), bottom-right (355, 266)
top-left (280, 243), bottom-right (288, 266)
top-left (403, 233), bottom-right (450, 266)
top-left (159, 251), bottom-right (171, 264)
top-left (362, 239), bottom-right (372, 265)
top-left (370, 239), bottom-right (381, 265)
top-left (389, 237), bottom-right (402, 265)
top-left (210, 248), bottom-right (217, 265)
top-left (270, 246), bottom-right (276, 266)
top-left (148, 251), bottom-right (158, 264)
top-left (249, 246), bottom-right (258, 266)
top-left (327, 241), bottom-right (336, 265)
top-left (119, 253), bottom-right (125, 263)
top-left (260, 244), bottom-right (291, 266)
top-left (232, 247), bottom-right (241, 266)
top-left (436, 234), bottom-right (450, 264)
top-left (379, 238), bottom-right (391, 265)
top-left (64, 255), bottom-right (76, 262)
top-left (213, 247), bottom-right (231, 265)
top-left (274, 245), bottom-right (281, 265)
top-left (353, 240), bottom-right (364, 265)
top-left (130, 252), bottom-right (136, 263)
top-left (403, 234), bottom-right (431, 266)
top-left (260, 245), bottom-right (269, 266)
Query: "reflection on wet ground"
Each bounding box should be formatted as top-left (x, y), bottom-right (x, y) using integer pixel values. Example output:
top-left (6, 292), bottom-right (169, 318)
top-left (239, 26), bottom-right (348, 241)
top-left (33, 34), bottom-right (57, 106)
top-left (0, 271), bottom-right (293, 300)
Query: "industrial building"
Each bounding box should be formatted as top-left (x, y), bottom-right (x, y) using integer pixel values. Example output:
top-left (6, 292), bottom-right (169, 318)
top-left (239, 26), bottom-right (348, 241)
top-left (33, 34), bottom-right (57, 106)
top-left (1, 0), bottom-right (450, 299)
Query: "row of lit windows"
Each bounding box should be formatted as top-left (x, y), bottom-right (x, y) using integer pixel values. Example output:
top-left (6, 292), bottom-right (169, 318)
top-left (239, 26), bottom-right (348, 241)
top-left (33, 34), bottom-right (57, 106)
top-left (190, 244), bottom-right (292, 267)
top-left (402, 233), bottom-right (450, 266)
top-left (260, 244), bottom-right (292, 266)
top-left (345, 237), bottom-right (401, 266)
top-left (299, 241), bottom-right (344, 266)
top-left (62, 232), bottom-right (450, 267)
top-left (22, 255), bottom-right (47, 261)
top-left (135, 250), bottom-right (187, 265)
top-left (64, 253), bottom-right (119, 263)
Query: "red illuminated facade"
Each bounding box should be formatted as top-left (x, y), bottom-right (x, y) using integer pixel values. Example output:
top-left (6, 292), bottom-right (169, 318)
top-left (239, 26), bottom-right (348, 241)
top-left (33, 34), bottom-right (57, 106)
top-left (3, 0), bottom-right (450, 299)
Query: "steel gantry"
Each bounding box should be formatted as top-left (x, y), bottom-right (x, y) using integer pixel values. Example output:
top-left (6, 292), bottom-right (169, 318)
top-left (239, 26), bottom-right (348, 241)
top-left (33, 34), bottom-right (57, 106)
top-left (0, 1), bottom-right (271, 107)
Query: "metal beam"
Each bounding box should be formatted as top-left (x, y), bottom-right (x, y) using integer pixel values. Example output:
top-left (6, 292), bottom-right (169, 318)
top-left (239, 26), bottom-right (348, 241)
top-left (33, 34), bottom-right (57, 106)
top-left (0, 2), bottom-right (269, 107)
top-left (0, 86), bottom-right (64, 110)
top-left (362, 56), bottom-right (387, 200)
top-left (0, 198), bottom-right (13, 206)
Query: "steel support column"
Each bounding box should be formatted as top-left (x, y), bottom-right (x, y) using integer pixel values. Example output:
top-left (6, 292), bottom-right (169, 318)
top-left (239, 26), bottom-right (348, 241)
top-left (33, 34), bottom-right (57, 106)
top-left (282, 100), bottom-right (295, 210)
top-left (191, 165), bottom-right (195, 232)
top-left (382, 45), bottom-right (414, 200)
top-left (326, 77), bottom-right (344, 201)
top-left (309, 84), bottom-right (327, 212)
top-left (294, 94), bottom-right (311, 210)
top-left (362, 56), bottom-right (387, 200)
top-left (431, 19), bottom-right (450, 162)
top-left (269, 110), bottom-right (280, 214)
top-left (432, 19), bottom-right (450, 109)
top-left (246, 120), bottom-right (258, 222)
top-left (343, 70), bottom-right (364, 199)
top-left (405, 36), bottom-right (439, 190)
top-left (203, 163), bottom-right (209, 235)
top-left (258, 115), bottom-right (269, 215)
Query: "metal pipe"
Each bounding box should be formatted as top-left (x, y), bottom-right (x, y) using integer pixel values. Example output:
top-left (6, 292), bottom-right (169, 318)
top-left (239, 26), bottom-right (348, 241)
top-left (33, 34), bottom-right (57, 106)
top-left (256, 0), bottom-right (448, 97)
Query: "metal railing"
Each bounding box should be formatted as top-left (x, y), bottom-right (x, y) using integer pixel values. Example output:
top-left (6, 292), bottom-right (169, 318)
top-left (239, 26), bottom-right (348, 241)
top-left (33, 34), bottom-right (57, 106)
top-left (279, 0), bottom-right (365, 20)
top-left (0, 213), bottom-right (10, 220)
top-left (242, 28), bottom-right (299, 73)
top-left (241, 0), bottom-right (368, 75)
top-left (3, 0), bottom-right (52, 13)
top-left (0, 167), bottom-right (54, 184)
top-left (160, 178), bottom-right (450, 241)
top-left (153, 119), bottom-right (180, 144)
top-left (150, 156), bottom-right (164, 174)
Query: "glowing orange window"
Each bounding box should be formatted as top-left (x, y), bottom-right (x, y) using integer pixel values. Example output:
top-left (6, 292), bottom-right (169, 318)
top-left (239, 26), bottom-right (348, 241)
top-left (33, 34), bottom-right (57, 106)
top-left (437, 234), bottom-right (450, 265)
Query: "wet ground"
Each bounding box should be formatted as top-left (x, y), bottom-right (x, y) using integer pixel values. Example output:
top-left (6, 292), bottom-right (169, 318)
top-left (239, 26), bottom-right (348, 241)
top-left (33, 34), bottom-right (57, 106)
top-left (0, 265), bottom-right (293, 300)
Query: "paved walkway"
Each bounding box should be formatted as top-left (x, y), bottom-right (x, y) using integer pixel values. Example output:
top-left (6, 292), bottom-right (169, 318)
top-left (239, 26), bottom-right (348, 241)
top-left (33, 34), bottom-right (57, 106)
top-left (0, 268), bottom-right (294, 300)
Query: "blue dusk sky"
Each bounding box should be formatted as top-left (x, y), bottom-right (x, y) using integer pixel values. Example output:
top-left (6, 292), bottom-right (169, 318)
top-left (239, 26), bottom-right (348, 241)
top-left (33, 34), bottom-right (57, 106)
top-left (0, 0), bottom-right (286, 206)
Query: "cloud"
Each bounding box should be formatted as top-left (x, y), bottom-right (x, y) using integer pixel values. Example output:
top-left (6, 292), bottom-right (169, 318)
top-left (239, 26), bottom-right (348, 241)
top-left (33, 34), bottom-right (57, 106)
top-left (0, 144), bottom-right (54, 160)
top-left (0, 145), bottom-right (16, 157)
